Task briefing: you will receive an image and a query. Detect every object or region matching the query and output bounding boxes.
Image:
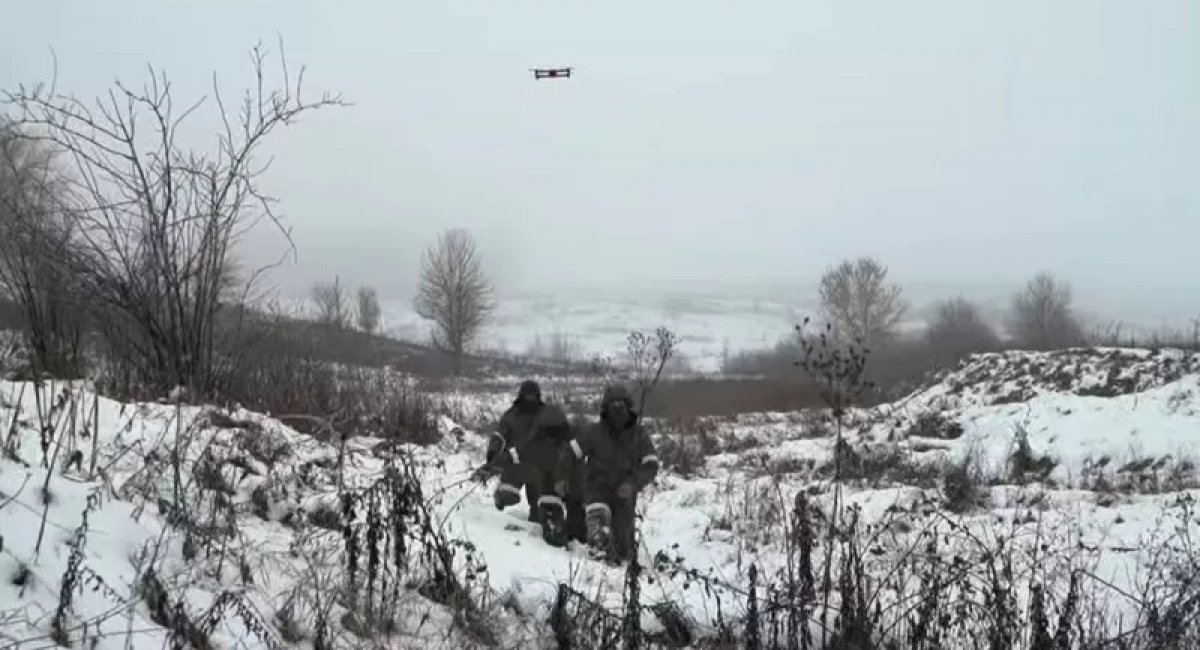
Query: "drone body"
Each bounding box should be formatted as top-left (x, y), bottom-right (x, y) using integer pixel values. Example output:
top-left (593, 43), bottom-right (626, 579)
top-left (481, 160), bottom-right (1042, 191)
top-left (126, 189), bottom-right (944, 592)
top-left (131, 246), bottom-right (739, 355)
top-left (531, 67), bottom-right (573, 80)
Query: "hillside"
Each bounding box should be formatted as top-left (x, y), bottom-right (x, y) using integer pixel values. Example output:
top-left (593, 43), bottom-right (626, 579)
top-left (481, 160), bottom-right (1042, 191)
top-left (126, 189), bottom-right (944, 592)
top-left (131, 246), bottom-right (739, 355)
top-left (1, 347), bottom-right (1198, 648)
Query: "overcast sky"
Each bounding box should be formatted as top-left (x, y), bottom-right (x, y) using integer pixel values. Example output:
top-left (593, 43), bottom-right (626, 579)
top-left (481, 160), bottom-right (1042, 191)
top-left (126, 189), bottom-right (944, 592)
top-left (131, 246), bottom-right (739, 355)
top-left (4, 0), bottom-right (1198, 319)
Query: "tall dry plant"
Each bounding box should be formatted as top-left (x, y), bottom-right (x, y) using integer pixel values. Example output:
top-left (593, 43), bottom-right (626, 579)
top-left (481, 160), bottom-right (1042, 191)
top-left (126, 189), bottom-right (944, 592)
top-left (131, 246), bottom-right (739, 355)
top-left (3, 39), bottom-right (346, 396)
top-left (626, 327), bottom-right (679, 415)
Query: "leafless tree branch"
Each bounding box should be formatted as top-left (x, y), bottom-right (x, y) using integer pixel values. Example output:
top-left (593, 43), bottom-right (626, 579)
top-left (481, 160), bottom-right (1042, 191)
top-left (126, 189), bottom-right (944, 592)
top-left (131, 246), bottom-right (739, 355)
top-left (2, 40), bottom-right (348, 395)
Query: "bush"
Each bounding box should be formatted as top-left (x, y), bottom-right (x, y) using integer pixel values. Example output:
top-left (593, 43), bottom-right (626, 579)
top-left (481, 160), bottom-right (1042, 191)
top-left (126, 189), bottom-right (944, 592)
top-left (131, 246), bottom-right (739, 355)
top-left (212, 315), bottom-right (440, 444)
top-left (925, 296), bottom-right (1002, 365)
top-left (1008, 423), bottom-right (1058, 484)
top-left (906, 411), bottom-right (964, 440)
top-left (942, 447), bottom-right (987, 513)
top-left (1007, 272), bottom-right (1086, 350)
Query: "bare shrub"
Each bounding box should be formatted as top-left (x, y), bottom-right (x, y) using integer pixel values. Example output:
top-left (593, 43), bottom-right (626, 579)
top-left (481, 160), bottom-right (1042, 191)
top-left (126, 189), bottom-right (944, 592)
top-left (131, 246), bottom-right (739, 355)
top-left (311, 276), bottom-right (352, 330)
top-left (0, 120), bottom-right (86, 377)
top-left (906, 410), bottom-right (964, 440)
top-left (818, 257), bottom-right (908, 347)
top-left (721, 335), bottom-right (802, 376)
top-left (650, 417), bottom-right (720, 478)
top-left (216, 312), bottom-right (439, 443)
top-left (925, 296), bottom-right (1002, 366)
top-left (355, 285), bottom-right (381, 335)
top-left (1008, 423), bottom-right (1058, 484)
top-left (1091, 318), bottom-right (1200, 352)
top-left (413, 228), bottom-right (495, 375)
top-left (626, 327), bottom-right (679, 413)
top-left (942, 445), bottom-right (987, 513)
top-left (1007, 272), bottom-right (1086, 350)
top-left (4, 40), bottom-right (346, 396)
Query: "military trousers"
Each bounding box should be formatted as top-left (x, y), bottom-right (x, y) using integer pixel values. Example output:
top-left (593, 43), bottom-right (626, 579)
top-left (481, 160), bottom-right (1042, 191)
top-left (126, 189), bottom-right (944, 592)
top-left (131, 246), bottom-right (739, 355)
top-left (495, 455), bottom-right (559, 523)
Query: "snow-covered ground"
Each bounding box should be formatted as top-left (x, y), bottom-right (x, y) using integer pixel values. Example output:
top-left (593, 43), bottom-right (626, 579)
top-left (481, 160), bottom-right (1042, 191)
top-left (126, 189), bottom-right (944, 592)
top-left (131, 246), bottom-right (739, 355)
top-left (1, 347), bottom-right (1198, 647)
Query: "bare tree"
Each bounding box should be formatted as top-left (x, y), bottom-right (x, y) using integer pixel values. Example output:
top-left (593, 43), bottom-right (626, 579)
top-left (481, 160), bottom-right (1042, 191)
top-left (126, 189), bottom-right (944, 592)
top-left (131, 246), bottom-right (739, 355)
top-left (311, 276), bottom-right (351, 329)
top-left (413, 228), bottom-right (495, 374)
top-left (3, 40), bottom-right (346, 395)
top-left (818, 257), bottom-right (908, 346)
top-left (355, 285), bottom-right (381, 335)
top-left (1007, 272), bottom-right (1085, 350)
top-left (0, 119), bottom-right (86, 375)
top-left (925, 296), bottom-right (1001, 364)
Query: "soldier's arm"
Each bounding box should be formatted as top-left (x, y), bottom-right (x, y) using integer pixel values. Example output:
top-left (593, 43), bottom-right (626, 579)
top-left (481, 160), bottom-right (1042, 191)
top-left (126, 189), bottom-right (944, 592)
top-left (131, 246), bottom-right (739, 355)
top-left (487, 411), bottom-right (514, 465)
top-left (558, 423), bottom-right (590, 479)
top-left (632, 427), bottom-right (660, 489)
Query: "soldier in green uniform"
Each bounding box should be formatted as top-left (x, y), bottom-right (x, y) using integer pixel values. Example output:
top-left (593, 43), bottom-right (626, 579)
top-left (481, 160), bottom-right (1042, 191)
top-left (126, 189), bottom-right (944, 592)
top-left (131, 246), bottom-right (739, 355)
top-left (557, 384), bottom-right (660, 563)
top-left (486, 380), bottom-right (574, 546)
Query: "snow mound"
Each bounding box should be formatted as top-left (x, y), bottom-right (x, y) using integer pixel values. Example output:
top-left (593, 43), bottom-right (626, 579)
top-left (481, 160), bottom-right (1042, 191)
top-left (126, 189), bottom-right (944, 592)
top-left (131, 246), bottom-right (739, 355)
top-left (855, 348), bottom-right (1200, 490)
top-left (903, 347), bottom-right (1200, 411)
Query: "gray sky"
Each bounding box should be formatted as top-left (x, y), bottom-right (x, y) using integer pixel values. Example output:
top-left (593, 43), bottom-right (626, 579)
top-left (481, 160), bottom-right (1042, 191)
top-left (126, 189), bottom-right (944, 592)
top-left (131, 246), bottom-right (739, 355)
top-left (4, 0), bottom-right (1198, 319)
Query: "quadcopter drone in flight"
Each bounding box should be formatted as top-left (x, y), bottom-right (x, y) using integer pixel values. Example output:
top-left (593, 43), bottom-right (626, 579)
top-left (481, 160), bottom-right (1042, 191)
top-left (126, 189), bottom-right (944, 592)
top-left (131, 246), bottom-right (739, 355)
top-left (531, 67), bottom-right (573, 80)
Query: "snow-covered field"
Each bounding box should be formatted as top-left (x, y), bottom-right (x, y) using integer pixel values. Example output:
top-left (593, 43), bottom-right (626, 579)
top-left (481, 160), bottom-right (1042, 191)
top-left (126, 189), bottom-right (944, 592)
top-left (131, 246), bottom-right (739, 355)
top-left (379, 291), bottom-right (927, 373)
top-left (1, 347), bottom-right (1198, 648)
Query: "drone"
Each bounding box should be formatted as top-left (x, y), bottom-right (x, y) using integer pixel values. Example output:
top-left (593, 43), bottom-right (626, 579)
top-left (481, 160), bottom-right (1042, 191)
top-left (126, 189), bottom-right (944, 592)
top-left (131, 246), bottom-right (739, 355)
top-left (531, 67), bottom-right (573, 80)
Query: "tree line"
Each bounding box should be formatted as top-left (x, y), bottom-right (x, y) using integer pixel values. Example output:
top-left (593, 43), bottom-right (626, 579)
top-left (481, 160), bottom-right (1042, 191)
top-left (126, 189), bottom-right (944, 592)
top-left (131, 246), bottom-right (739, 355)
top-left (816, 256), bottom-right (1086, 356)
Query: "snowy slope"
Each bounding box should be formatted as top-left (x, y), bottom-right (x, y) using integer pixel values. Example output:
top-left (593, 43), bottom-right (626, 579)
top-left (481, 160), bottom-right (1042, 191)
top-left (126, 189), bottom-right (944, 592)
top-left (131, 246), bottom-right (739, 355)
top-left (1, 348), bottom-right (1199, 647)
top-left (0, 383), bottom-right (502, 649)
top-left (865, 348), bottom-right (1200, 487)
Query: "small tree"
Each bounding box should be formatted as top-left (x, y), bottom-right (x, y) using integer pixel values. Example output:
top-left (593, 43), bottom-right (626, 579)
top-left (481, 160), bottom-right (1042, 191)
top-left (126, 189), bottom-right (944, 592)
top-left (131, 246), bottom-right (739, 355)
top-left (0, 120), bottom-right (86, 375)
top-left (413, 228), bottom-right (495, 374)
top-left (311, 276), bottom-right (351, 330)
top-left (1007, 272), bottom-right (1084, 350)
top-left (925, 297), bottom-right (1001, 365)
top-left (355, 285), bottom-right (381, 335)
top-left (818, 257), bottom-right (907, 347)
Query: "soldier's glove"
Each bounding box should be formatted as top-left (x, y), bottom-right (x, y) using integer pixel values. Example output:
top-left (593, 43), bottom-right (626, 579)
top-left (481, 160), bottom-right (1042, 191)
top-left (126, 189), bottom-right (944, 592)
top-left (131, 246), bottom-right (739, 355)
top-left (470, 465), bottom-right (499, 483)
top-left (616, 482), bottom-right (634, 500)
top-left (554, 480), bottom-right (569, 496)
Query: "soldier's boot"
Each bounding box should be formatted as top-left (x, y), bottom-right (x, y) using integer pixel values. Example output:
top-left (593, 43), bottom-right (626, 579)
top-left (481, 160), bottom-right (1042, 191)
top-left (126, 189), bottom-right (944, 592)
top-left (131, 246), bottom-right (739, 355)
top-left (584, 503), bottom-right (614, 560)
top-left (494, 483), bottom-right (521, 510)
top-left (494, 463), bottom-right (524, 511)
top-left (538, 495), bottom-right (569, 547)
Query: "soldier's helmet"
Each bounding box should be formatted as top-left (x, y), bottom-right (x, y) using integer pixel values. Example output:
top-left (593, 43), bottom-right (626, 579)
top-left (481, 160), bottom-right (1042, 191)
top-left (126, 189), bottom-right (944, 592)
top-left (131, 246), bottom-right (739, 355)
top-left (601, 384), bottom-right (634, 409)
top-left (517, 380), bottom-right (542, 401)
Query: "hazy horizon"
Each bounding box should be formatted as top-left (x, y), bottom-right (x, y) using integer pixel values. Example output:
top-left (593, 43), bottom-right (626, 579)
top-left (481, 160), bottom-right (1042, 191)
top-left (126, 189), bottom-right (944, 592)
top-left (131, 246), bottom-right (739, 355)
top-left (5, 0), bottom-right (1197, 326)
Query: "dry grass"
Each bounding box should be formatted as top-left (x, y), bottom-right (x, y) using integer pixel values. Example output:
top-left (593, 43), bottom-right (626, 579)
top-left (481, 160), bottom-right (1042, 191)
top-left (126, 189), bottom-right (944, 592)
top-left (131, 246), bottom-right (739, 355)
top-left (643, 377), bottom-right (830, 420)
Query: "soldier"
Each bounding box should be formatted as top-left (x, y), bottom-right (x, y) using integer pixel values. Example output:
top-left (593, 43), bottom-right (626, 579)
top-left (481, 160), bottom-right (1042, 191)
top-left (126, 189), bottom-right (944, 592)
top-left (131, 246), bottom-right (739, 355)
top-left (486, 380), bottom-right (574, 545)
top-left (557, 384), bottom-right (659, 563)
